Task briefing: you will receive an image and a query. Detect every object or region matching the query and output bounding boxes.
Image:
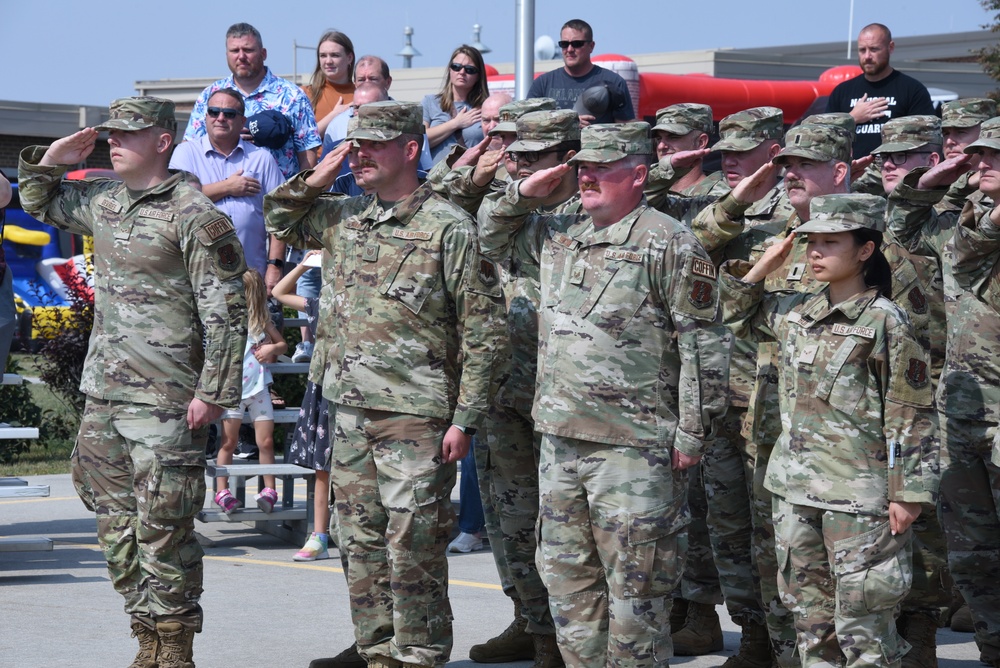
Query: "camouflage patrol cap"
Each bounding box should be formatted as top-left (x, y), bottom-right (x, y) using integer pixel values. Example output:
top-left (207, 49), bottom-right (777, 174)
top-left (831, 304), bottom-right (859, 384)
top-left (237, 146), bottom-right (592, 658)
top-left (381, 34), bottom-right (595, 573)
top-left (569, 122), bottom-right (652, 164)
top-left (774, 123), bottom-right (852, 165)
top-left (507, 110), bottom-right (581, 152)
top-left (712, 107), bottom-right (784, 152)
top-left (797, 193), bottom-right (886, 234)
top-left (963, 117), bottom-right (1000, 153)
top-left (800, 112), bottom-right (856, 135)
top-left (652, 103), bottom-right (714, 136)
top-left (346, 101), bottom-right (424, 142)
top-left (941, 98), bottom-right (997, 129)
top-left (491, 98), bottom-right (557, 135)
top-left (94, 97), bottom-right (177, 133)
top-left (871, 116), bottom-right (942, 154)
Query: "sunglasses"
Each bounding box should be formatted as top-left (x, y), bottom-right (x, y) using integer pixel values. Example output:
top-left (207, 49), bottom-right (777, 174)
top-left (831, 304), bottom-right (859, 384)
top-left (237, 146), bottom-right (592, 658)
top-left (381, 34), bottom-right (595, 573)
top-left (207, 106), bottom-right (241, 120)
top-left (506, 149), bottom-right (561, 164)
top-left (876, 150), bottom-right (931, 167)
top-left (558, 40), bottom-right (591, 50)
top-left (450, 63), bottom-right (480, 76)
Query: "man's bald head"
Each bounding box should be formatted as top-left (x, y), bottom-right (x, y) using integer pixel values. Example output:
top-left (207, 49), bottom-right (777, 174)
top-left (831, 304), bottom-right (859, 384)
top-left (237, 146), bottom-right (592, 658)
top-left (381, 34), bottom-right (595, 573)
top-left (353, 82), bottom-right (390, 108)
top-left (482, 92), bottom-right (514, 136)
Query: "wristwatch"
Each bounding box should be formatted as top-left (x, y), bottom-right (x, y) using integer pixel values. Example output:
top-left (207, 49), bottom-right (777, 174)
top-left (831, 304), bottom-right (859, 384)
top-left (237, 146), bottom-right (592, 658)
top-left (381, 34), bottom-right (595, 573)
top-left (266, 258), bottom-right (284, 269)
top-left (453, 424), bottom-right (477, 436)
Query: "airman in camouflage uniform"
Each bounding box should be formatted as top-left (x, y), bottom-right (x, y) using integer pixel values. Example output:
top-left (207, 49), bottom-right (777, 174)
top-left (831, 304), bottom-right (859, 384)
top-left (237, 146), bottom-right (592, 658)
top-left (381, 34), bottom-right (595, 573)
top-left (264, 101), bottom-right (507, 668)
top-left (474, 109), bottom-right (583, 668)
top-left (937, 98), bottom-right (997, 213)
top-left (17, 97), bottom-right (248, 668)
top-left (721, 193), bottom-right (936, 668)
top-left (484, 122), bottom-right (727, 667)
top-left (888, 117), bottom-right (1000, 668)
top-left (648, 103), bottom-right (728, 199)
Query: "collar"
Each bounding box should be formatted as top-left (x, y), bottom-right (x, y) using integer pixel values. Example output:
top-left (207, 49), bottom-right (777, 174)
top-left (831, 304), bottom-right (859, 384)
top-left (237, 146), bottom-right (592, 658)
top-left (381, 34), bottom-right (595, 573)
top-left (227, 68), bottom-right (279, 99)
top-left (201, 134), bottom-right (246, 160)
top-left (797, 286), bottom-right (880, 326)
top-left (572, 202), bottom-right (645, 248)
top-left (359, 181), bottom-right (435, 227)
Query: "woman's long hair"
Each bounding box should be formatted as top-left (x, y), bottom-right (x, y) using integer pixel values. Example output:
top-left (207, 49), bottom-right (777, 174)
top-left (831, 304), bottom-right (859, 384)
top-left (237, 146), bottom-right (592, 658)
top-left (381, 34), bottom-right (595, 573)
top-left (437, 45), bottom-right (489, 116)
top-left (852, 228), bottom-right (892, 297)
top-left (243, 269), bottom-right (270, 340)
top-left (307, 30), bottom-right (355, 110)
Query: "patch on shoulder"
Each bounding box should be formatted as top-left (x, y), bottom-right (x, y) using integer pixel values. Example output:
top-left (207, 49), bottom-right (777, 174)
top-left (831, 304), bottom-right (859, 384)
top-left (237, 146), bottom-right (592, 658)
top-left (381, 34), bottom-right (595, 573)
top-left (907, 286), bottom-right (928, 315)
top-left (905, 358), bottom-right (929, 389)
top-left (202, 217), bottom-right (235, 242)
top-left (688, 280), bottom-right (714, 309)
top-left (478, 257), bottom-right (499, 287)
top-left (691, 258), bottom-right (717, 279)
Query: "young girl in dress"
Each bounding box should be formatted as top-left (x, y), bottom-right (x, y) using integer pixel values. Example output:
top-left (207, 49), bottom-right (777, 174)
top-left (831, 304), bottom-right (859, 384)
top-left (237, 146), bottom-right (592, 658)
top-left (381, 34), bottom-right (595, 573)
top-left (214, 269), bottom-right (287, 514)
top-left (272, 250), bottom-right (333, 560)
top-left (720, 193), bottom-right (936, 666)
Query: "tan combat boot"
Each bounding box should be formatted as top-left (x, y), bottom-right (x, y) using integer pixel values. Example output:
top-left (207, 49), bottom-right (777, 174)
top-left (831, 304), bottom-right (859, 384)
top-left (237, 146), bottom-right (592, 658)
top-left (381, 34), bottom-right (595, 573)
top-left (468, 599), bottom-right (534, 663)
top-left (720, 619), bottom-right (771, 668)
top-left (155, 621), bottom-right (195, 668)
top-left (899, 611), bottom-right (938, 668)
top-left (531, 633), bottom-right (565, 668)
top-left (671, 601), bottom-right (724, 655)
top-left (128, 621), bottom-right (159, 668)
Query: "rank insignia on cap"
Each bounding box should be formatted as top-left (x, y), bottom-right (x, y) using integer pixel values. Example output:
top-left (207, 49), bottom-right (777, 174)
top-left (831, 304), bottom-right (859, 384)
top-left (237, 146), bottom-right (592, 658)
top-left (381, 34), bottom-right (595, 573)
top-left (688, 280), bottom-right (714, 309)
top-left (905, 358), bottom-right (929, 389)
top-left (217, 243), bottom-right (240, 271)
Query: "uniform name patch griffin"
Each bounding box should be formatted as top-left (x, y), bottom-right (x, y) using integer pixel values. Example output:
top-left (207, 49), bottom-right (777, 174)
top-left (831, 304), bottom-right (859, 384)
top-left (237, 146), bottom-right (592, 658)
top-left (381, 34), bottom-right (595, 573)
top-left (138, 207), bottom-right (174, 221)
top-left (392, 229), bottom-right (433, 241)
top-left (831, 324), bottom-right (876, 339)
top-left (202, 218), bottom-right (235, 241)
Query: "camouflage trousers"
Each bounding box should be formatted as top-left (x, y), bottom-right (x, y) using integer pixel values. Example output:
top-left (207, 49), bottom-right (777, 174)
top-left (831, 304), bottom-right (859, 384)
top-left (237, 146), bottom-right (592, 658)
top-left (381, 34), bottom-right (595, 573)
top-left (773, 497), bottom-right (913, 668)
top-left (331, 406), bottom-right (455, 667)
top-left (677, 462), bottom-right (724, 606)
top-left (939, 415), bottom-right (1000, 661)
top-left (483, 402), bottom-right (553, 634)
top-left (900, 501), bottom-right (950, 614)
top-left (473, 430), bottom-right (516, 599)
top-left (537, 434), bottom-right (688, 667)
top-left (70, 398), bottom-right (207, 631)
top-left (698, 406), bottom-right (765, 624)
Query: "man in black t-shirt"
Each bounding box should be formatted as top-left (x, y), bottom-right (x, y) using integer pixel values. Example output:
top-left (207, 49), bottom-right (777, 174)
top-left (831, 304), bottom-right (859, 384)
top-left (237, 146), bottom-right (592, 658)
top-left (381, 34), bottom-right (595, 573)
top-left (527, 18), bottom-right (635, 126)
top-left (826, 22), bottom-right (934, 159)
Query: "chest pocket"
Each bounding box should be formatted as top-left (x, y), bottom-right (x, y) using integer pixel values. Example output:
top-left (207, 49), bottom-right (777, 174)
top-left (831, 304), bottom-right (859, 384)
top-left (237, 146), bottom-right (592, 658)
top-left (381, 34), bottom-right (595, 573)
top-left (378, 241), bottom-right (439, 315)
top-left (578, 262), bottom-right (649, 340)
top-left (544, 232), bottom-right (579, 310)
top-left (814, 337), bottom-right (868, 415)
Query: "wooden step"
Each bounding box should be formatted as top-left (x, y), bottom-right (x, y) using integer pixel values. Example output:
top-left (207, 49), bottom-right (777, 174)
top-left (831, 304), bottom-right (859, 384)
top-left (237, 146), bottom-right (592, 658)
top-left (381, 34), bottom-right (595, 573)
top-left (0, 536), bottom-right (54, 552)
top-left (197, 507), bottom-right (308, 523)
top-left (0, 484), bottom-right (49, 499)
top-left (206, 461), bottom-right (315, 478)
top-left (242, 408), bottom-right (300, 424)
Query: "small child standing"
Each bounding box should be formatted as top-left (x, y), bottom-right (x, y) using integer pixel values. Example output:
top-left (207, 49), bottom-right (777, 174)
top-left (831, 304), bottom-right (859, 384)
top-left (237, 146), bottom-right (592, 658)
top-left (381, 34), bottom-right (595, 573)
top-left (214, 269), bottom-right (288, 514)
top-left (273, 250), bottom-right (333, 560)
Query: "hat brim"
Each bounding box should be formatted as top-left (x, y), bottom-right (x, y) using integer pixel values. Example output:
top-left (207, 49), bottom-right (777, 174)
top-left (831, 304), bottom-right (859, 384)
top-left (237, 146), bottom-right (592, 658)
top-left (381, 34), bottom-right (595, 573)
top-left (965, 137), bottom-right (1000, 153)
top-left (942, 119), bottom-right (985, 129)
top-left (507, 138), bottom-right (564, 152)
top-left (652, 122), bottom-right (694, 135)
top-left (94, 119), bottom-right (157, 132)
top-left (795, 220), bottom-right (866, 234)
top-left (346, 128), bottom-right (403, 142)
top-left (712, 137), bottom-right (762, 152)
top-left (773, 147), bottom-right (838, 164)
top-left (568, 148), bottom-right (628, 164)
top-left (490, 122), bottom-right (517, 136)
top-left (871, 140), bottom-right (929, 154)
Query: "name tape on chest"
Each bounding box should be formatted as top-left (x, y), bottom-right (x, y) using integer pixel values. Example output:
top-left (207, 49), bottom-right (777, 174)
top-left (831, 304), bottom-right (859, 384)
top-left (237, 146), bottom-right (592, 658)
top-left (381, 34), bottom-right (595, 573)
top-left (96, 196), bottom-right (123, 214)
top-left (345, 219), bottom-right (366, 230)
top-left (692, 258), bottom-right (717, 279)
top-left (392, 229), bottom-right (433, 241)
top-left (831, 323), bottom-right (875, 339)
top-left (138, 207), bottom-right (174, 222)
top-left (202, 217), bottom-right (235, 242)
top-left (604, 249), bottom-right (644, 263)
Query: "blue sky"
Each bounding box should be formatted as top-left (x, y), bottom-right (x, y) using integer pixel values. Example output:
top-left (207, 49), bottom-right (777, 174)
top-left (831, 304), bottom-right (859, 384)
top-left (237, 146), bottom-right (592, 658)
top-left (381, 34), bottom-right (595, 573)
top-left (2, 0), bottom-right (991, 106)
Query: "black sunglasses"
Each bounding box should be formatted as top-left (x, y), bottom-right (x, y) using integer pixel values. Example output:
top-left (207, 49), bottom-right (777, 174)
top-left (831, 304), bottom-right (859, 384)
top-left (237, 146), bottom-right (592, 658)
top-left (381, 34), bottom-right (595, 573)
top-left (207, 106), bottom-right (240, 120)
top-left (875, 150), bottom-right (932, 167)
top-left (450, 62), bottom-right (480, 76)
top-left (558, 40), bottom-right (591, 50)
top-left (506, 148), bottom-right (561, 164)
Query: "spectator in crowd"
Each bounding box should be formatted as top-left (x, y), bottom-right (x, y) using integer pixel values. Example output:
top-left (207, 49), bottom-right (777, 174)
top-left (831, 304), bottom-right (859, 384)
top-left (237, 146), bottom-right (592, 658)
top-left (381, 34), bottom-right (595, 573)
top-left (302, 30), bottom-right (355, 142)
top-left (423, 45), bottom-right (489, 164)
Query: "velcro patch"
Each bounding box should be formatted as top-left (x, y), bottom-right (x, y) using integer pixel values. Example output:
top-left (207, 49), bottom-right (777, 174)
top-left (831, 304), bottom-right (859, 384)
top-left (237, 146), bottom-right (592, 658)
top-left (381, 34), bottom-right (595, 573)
top-left (688, 279), bottom-right (714, 309)
top-left (345, 220), bottom-right (366, 230)
top-left (478, 258), bottom-right (499, 287)
top-left (393, 229), bottom-right (433, 241)
top-left (905, 357), bottom-right (929, 389)
top-left (907, 287), bottom-right (928, 315)
top-left (217, 242), bottom-right (240, 272)
top-left (202, 217), bottom-right (235, 242)
top-left (605, 249), bottom-right (644, 263)
top-left (138, 207), bottom-right (174, 221)
top-left (831, 324), bottom-right (876, 339)
top-left (551, 232), bottom-right (579, 250)
top-left (96, 196), bottom-right (123, 213)
top-left (691, 258), bottom-right (717, 279)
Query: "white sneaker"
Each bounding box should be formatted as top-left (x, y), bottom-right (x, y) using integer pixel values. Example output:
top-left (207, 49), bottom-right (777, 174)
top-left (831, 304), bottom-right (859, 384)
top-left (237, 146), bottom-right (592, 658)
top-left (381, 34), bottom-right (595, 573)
top-left (448, 532), bottom-right (484, 553)
top-left (292, 341), bottom-right (313, 363)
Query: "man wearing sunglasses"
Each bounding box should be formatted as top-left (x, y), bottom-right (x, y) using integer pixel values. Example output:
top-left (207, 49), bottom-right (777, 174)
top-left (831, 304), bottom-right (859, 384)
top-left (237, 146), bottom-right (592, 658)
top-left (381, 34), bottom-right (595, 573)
top-left (526, 19), bottom-right (634, 126)
top-left (170, 88), bottom-right (284, 287)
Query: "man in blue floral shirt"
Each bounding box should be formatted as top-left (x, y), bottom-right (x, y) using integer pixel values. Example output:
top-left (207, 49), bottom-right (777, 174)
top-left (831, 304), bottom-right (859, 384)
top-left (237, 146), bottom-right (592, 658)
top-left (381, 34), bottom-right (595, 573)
top-left (184, 22), bottom-right (321, 180)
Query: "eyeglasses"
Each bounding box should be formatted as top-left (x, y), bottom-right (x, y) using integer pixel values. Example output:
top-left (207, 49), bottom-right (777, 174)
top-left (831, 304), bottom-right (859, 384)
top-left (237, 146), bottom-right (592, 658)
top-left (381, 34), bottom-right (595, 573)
top-left (876, 150), bottom-right (931, 167)
top-left (506, 149), bottom-right (561, 164)
top-left (450, 63), bottom-right (480, 76)
top-left (207, 106), bottom-right (241, 120)
top-left (558, 40), bottom-right (591, 50)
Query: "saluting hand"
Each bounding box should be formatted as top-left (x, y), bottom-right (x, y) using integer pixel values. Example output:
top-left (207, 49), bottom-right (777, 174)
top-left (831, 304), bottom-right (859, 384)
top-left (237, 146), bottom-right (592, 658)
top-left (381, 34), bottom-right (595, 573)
top-left (731, 160), bottom-right (780, 205)
top-left (916, 154), bottom-right (973, 190)
top-left (305, 141), bottom-right (351, 190)
top-left (41, 128), bottom-right (99, 166)
top-left (518, 163), bottom-right (573, 199)
top-left (667, 148), bottom-right (712, 170)
top-left (743, 232), bottom-right (797, 283)
top-left (850, 155), bottom-right (876, 183)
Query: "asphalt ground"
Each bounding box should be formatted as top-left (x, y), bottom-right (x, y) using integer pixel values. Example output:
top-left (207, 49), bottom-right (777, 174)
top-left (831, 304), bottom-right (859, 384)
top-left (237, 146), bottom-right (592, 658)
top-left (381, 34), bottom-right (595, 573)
top-left (0, 473), bottom-right (986, 667)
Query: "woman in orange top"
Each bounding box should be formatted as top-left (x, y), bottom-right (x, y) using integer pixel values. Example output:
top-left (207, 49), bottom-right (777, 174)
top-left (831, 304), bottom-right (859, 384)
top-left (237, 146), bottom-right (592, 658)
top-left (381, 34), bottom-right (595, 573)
top-left (302, 30), bottom-right (355, 139)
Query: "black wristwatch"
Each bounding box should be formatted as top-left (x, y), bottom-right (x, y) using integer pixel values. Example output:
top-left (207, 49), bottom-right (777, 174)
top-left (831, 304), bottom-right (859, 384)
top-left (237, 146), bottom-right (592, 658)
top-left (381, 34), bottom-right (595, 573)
top-left (453, 424), bottom-right (477, 436)
top-left (266, 258), bottom-right (284, 269)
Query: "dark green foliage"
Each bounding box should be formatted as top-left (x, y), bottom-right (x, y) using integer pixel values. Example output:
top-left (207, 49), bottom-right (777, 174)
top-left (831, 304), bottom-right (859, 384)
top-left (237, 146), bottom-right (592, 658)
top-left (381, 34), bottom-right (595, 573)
top-left (0, 357), bottom-right (43, 464)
